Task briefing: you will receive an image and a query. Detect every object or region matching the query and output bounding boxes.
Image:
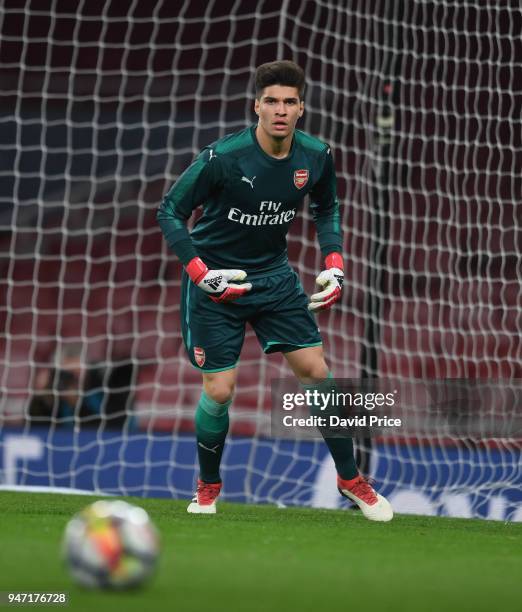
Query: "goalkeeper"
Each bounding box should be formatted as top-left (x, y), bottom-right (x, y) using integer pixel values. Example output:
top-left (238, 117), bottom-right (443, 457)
top-left (157, 60), bottom-right (392, 521)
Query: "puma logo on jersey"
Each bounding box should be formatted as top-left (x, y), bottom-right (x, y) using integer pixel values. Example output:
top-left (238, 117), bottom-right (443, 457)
top-left (241, 175), bottom-right (256, 189)
top-left (198, 442), bottom-right (220, 454)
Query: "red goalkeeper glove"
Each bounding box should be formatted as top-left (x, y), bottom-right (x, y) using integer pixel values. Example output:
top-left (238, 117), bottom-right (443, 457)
top-left (308, 252), bottom-right (344, 312)
top-left (186, 257), bottom-right (252, 303)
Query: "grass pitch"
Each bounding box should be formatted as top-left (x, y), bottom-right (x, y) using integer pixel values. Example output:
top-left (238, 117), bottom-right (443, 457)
top-left (1, 491), bottom-right (521, 612)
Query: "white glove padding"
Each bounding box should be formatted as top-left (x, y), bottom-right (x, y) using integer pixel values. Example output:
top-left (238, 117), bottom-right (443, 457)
top-left (308, 267), bottom-right (344, 312)
top-left (197, 268), bottom-right (252, 303)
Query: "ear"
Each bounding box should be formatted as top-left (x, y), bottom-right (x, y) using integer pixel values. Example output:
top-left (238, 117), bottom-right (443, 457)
top-left (254, 98), bottom-right (260, 116)
top-left (298, 100), bottom-right (304, 118)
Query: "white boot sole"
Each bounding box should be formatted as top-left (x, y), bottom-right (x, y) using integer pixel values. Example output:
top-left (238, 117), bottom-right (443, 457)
top-left (340, 490), bottom-right (394, 522)
top-left (187, 501), bottom-right (217, 514)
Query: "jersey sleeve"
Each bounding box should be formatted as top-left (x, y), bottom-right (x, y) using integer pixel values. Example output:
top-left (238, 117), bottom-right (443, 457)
top-left (157, 148), bottom-right (224, 265)
top-left (309, 147), bottom-right (343, 257)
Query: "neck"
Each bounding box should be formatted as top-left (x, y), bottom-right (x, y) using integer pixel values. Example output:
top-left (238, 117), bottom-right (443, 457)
top-left (255, 124), bottom-right (293, 159)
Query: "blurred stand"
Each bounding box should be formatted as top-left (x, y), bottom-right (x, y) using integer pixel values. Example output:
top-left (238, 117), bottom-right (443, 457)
top-left (27, 342), bottom-right (137, 430)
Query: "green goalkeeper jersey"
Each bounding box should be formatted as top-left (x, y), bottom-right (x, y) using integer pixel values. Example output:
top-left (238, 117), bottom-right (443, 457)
top-left (157, 125), bottom-right (342, 275)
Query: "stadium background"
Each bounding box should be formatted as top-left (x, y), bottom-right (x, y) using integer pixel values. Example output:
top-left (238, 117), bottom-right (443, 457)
top-left (0, 1), bottom-right (520, 520)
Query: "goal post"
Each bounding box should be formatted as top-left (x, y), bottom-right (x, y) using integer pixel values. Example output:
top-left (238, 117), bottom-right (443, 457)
top-left (0, 1), bottom-right (520, 520)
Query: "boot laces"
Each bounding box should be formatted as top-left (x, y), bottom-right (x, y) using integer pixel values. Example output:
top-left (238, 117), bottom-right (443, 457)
top-left (349, 476), bottom-right (378, 505)
top-left (197, 480), bottom-right (221, 505)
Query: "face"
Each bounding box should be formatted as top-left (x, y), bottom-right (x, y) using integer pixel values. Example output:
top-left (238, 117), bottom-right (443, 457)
top-left (254, 85), bottom-right (304, 140)
top-left (60, 355), bottom-right (86, 389)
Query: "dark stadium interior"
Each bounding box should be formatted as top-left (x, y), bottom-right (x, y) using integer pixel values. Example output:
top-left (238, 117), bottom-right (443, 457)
top-left (0, 1), bottom-right (521, 431)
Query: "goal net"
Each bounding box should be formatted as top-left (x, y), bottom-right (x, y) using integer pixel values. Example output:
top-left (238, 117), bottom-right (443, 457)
top-left (0, 1), bottom-right (520, 520)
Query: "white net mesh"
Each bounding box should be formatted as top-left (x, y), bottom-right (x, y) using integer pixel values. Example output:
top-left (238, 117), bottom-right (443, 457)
top-left (0, 1), bottom-right (520, 519)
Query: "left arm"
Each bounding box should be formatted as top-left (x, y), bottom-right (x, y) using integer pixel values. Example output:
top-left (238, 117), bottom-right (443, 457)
top-left (309, 147), bottom-right (343, 258)
top-left (308, 147), bottom-right (344, 312)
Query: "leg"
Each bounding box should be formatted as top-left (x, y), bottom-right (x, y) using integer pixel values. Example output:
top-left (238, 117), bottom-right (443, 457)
top-left (180, 270), bottom-right (246, 513)
top-left (195, 367), bottom-right (237, 484)
top-left (187, 368), bottom-right (237, 514)
top-left (251, 272), bottom-right (392, 520)
top-left (202, 367), bottom-right (237, 404)
top-left (284, 346), bottom-right (393, 521)
top-left (283, 345), bottom-right (329, 383)
top-left (284, 346), bottom-right (359, 481)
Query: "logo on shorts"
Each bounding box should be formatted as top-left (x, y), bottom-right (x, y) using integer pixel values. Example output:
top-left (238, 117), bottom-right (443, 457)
top-left (294, 169), bottom-right (309, 189)
top-left (194, 346), bottom-right (206, 367)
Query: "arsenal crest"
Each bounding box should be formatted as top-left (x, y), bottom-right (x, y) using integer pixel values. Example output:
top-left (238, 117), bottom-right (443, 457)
top-left (194, 346), bottom-right (206, 367)
top-left (294, 169), bottom-right (309, 189)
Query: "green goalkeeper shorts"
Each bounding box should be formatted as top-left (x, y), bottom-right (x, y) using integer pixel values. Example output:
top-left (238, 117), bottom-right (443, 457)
top-left (180, 267), bottom-right (323, 372)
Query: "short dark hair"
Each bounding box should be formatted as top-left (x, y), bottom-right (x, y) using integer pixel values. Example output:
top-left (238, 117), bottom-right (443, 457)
top-left (255, 61), bottom-right (305, 99)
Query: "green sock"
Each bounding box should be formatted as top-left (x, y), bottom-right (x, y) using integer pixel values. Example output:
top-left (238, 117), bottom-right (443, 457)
top-left (195, 391), bottom-right (231, 484)
top-left (304, 372), bottom-right (358, 480)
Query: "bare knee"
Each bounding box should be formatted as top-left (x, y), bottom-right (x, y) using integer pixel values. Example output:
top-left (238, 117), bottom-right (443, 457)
top-left (284, 346), bottom-right (330, 383)
top-left (299, 360), bottom-right (330, 383)
top-left (202, 370), bottom-right (236, 404)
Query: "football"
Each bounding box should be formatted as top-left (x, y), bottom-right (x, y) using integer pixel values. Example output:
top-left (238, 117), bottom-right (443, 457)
top-left (62, 500), bottom-right (160, 589)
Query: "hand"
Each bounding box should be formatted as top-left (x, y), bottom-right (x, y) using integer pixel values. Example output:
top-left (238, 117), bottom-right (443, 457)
top-left (186, 257), bottom-right (252, 303)
top-left (308, 252), bottom-right (344, 312)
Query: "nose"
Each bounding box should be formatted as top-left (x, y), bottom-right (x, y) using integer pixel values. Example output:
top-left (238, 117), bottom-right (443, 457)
top-left (275, 102), bottom-right (286, 115)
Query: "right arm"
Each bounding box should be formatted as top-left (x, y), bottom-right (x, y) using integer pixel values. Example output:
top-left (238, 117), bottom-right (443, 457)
top-left (157, 147), bottom-right (223, 266)
top-left (157, 149), bottom-right (251, 302)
